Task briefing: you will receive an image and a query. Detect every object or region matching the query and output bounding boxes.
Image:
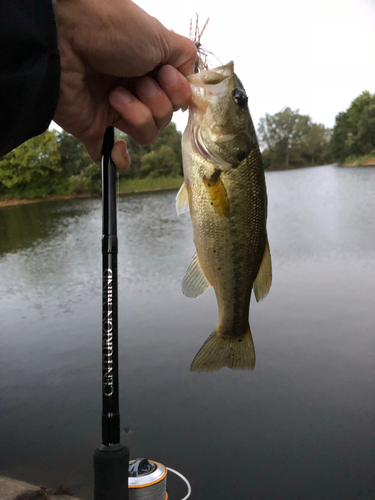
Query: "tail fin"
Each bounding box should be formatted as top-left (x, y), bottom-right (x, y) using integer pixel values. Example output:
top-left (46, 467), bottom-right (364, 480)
top-left (190, 327), bottom-right (255, 372)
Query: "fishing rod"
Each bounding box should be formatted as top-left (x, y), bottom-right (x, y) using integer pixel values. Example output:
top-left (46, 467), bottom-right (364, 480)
top-left (93, 128), bottom-right (192, 500)
top-left (93, 126), bottom-right (129, 500)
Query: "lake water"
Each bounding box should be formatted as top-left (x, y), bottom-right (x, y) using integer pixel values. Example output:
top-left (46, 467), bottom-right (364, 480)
top-left (0, 165), bottom-right (374, 500)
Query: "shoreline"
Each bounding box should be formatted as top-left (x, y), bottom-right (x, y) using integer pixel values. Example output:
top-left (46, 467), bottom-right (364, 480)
top-left (0, 476), bottom-right (80, 500)
top-left (0, 192), bottom-right (97, 208)
top-left (342, 156), bottom-right (375, 168)
top-left (2, 162), bottom-right (374, 208)
top-left (0, 185), bottom-right (180, 208)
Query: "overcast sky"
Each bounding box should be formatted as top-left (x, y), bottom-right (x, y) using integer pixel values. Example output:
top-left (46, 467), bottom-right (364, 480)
top-left (134, 0), bottom-right (375, 132)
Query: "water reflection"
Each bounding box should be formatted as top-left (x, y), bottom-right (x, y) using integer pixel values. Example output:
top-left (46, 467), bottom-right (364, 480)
top-left (0, 199), bottom-right (95, 255)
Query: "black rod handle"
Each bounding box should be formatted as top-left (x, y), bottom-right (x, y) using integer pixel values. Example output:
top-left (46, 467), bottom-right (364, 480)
top-left (94, 445), bottom-right (129, 500)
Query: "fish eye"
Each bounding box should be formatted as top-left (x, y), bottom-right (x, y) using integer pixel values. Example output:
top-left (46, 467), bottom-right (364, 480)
top-left (232, 88), bottom-right (248, 108)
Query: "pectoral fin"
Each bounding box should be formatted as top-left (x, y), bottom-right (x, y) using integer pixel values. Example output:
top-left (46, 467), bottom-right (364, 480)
top-left (176, 182), bottom-right (190, 215)
top-left (182, 252), bottom-right (211, 298)
top-left (253, 238), bottom-right (272, 302)
top-left (203, 171), bottom-right (230, 219)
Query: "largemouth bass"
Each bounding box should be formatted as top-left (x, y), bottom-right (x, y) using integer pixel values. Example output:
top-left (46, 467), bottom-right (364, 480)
top-left (176, 61), bottom-right (272, 372)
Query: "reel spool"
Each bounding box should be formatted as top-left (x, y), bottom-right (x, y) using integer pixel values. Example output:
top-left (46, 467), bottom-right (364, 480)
top-left (129, 458), bottom-right (168, 500)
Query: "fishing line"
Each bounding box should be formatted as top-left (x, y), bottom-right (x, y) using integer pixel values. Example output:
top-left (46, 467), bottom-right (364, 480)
top-left (166, 467), bottom-right (192, 500)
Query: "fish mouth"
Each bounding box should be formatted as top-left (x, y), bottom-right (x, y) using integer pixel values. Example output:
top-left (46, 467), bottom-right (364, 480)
top-left (186, 61), bottom-right (239, 170)
top-left (187, 61), bottom-right (234, 85)
top-left (188, 61), bottom-right (235, 112)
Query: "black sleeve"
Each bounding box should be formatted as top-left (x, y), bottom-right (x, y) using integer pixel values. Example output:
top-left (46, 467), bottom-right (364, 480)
top-left (0, 0), bottom-right (60, 157)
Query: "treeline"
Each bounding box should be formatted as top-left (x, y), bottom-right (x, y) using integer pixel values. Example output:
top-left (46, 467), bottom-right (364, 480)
top-left (0, 123), bottom-right (183, 200)
top-left (259, 90), bottom-right (375, 170)
top-left (1, 91), bottom-right (374, 200)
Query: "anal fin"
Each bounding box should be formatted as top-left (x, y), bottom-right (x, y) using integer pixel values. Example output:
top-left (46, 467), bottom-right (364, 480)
top-left (182, 252), bottom-right (210, 298)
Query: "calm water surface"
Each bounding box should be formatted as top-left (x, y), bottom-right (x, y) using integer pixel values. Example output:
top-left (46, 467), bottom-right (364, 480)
top-left (0, 165), bottom-right (374, 499)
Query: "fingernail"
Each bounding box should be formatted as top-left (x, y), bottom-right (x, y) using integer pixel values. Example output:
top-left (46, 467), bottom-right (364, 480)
top-left (137, 77), bottom-right (160, 99)
top-left (158, 65), bottom-right (178, 88)
top-left (111, 87), bottom-right (132, 107)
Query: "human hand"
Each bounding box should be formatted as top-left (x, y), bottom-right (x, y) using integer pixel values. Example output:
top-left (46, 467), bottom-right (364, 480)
top-left (53, 0), bottom-right (196, 170)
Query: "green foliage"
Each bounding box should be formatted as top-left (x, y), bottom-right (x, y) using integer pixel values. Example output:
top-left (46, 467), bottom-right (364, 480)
top-left (118, 175), bottom-right (183, 193)
top-left (151, 122), bottom-right (183, 175)
top-left (346, 91), bottom-right (374, 129)
top-left (59, 130), bottom-right (101, 194)
top-left (140, 145), bottom-right (180, 178)
top-left (331, 91), bottom-right (375, 162)
top-left (117, 122), bottom-right (182, 178)
top-left (68, 163), bottom-right (102, 195)
top-left (355, 104), bottom-right (375, 155)
top-left (58, 130), bottom-right (93, 175)
top-left (0, 122), bottom-right (184, 200)
top-left (258, 108), bottom-right (332, 170)
top-left (302, 123), bottom-right (332, 166)
top-left (0, 130), bottom-right (62, 198)
top-left (4, 88), bottom-right (374, 201)
top-left (3, 88), bottom-right (374, 201)
top-left (331, 112), bottom-right (350, 161)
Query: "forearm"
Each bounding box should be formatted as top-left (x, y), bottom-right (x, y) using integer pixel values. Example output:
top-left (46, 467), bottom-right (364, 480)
top-left (0, 0), bottom-right (60, 157)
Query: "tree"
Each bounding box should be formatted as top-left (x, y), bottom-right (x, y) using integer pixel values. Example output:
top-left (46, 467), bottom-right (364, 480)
top-left (0, 121), bottom-right (184, 199)
top-left (330, 111), bottom-right (350, 162)
top-left (258, 108), bottom-right (331, 169)
top-left (0, 130), bottom-right (62, 198)
top-left (355, 104), bottom-right (375, 156)
top-left (117, 133), bottom-right (151, 178)
top-left (302, 123), bottom-right (332, 166)
top-left (57, 130), bottom-right (102, 194)
top-left (151, 122), bottom-right (183, 175)
top-left (331, 91), bottom-right (375, 162)
top-left (117, 122), bottom-right (182, 178)
top-left (140, 145), bottom-right (180, 178)
top-left (58, 130), bottom-right (93, 176)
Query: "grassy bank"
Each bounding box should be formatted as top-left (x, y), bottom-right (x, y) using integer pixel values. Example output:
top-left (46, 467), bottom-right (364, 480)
top-left (343, 154), bottom-right (375, 167)
top-left (0, 176), bottom-right (183, 207)
top-left (0, 192), bottom-right (97, 207)
top-left (118, 175), bottom-right (183, 193)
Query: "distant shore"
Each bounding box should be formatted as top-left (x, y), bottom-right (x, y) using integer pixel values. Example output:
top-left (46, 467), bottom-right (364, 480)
top-left (0, 192), bottom-right (97, 207)
top-left (2, 162), bottom-right (374, 208)
top-left (0, 176), bottom-right (183, 208)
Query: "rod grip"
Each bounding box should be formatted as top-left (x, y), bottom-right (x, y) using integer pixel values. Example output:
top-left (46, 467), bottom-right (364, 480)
top-left (94, 445), bottom-right (130, 500)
